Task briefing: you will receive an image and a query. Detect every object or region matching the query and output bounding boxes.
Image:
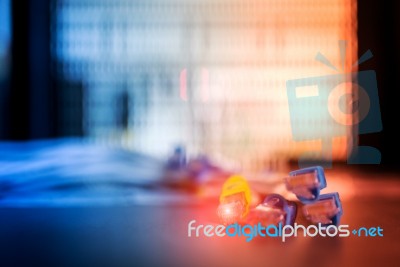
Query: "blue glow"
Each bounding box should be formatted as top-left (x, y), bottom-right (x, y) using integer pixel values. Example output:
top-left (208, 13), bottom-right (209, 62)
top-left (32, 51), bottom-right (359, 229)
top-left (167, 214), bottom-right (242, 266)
top-left (0, 0), bottom-right (11, 56)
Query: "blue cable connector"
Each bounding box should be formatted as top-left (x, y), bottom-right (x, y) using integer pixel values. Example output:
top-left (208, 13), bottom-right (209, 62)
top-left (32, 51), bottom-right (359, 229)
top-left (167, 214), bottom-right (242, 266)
top-left (285, 166), bottom-right (327, 203)
top-left (247, 194), bottom-right (297, 226)
top-left (302, 192), bottom-right (343, 226)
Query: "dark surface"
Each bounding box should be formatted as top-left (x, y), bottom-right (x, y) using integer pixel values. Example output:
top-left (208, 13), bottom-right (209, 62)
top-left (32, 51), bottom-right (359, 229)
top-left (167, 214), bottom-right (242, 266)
top-left (1, 177), bottom-right (399, 267)
top-left (0, 141), bottom-right (399, 267)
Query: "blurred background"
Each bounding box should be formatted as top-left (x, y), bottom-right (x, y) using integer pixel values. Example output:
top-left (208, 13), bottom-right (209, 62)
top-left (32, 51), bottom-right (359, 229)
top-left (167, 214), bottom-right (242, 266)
top-left (0, 0), bottom-right (400, 266)
top-left (2, 0), bottom-right (399, 168)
